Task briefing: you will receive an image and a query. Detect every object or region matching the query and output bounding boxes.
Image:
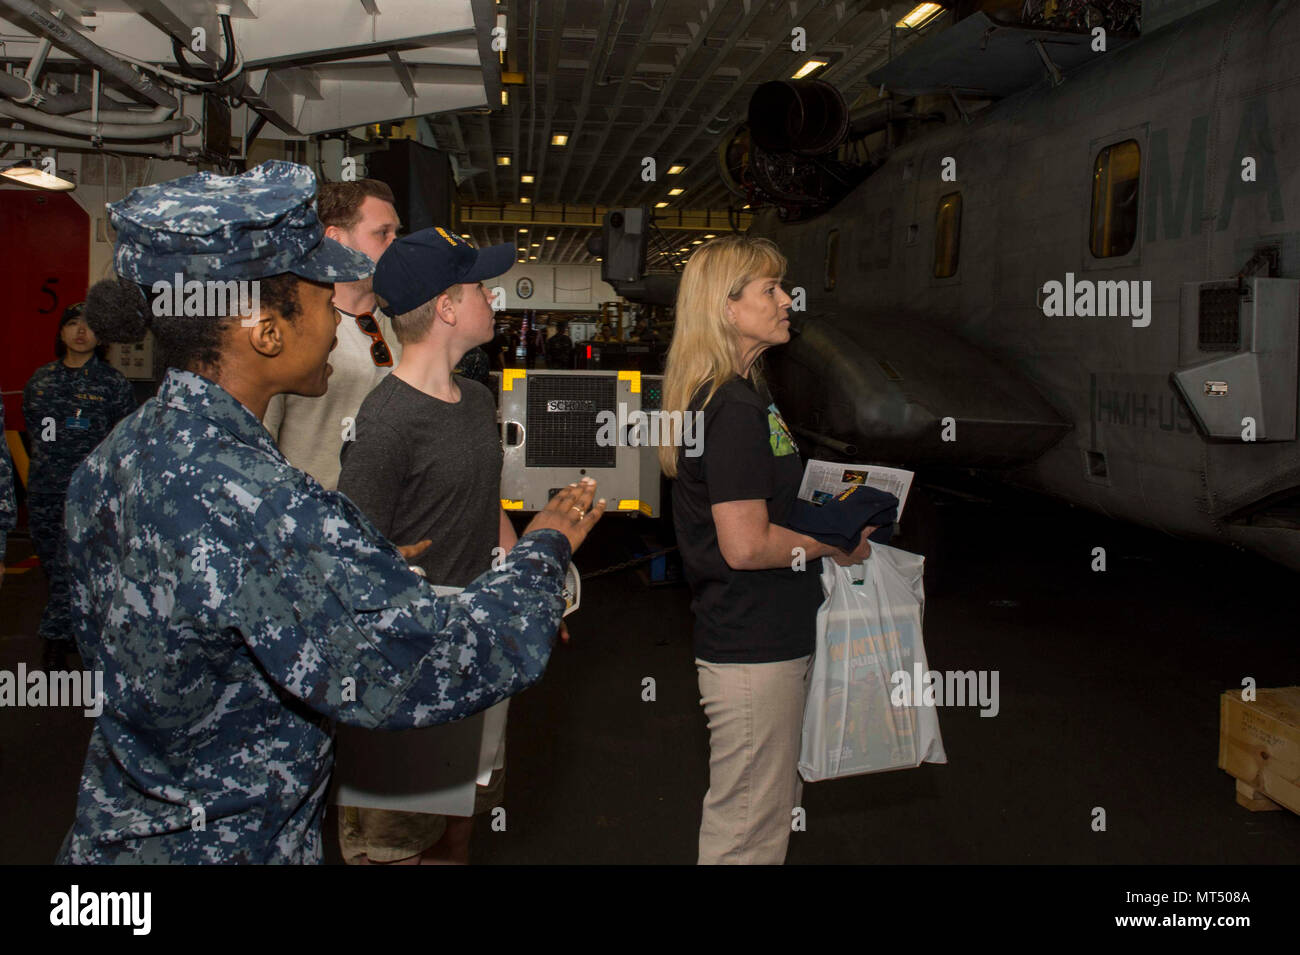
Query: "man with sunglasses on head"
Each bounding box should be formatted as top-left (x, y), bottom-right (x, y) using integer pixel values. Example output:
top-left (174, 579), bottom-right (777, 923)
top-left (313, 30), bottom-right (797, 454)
top-left (263, 179), bottom-right (402, 490)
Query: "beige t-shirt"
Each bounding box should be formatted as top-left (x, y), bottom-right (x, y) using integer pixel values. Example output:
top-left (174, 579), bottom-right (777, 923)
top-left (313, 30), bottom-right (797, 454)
top-left (262, 305), bottom-right (403, 490)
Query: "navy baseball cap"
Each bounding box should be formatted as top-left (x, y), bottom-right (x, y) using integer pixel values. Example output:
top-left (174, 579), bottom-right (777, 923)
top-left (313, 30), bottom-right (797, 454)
top-left (788, 484), bottom-right (898, 550)
top-left (108, 160), bottom-right (374, 286)
top-left (374, 227), bottom-right (516, 316)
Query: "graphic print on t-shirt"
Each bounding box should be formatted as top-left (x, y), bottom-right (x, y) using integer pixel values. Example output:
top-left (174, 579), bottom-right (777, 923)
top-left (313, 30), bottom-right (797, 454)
top-left (767, 403), bottom-right (798, 456)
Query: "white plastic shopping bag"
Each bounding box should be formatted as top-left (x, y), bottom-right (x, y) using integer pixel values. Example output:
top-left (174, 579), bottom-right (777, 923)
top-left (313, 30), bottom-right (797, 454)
top-left (799, 543), bottom-right (947, 782)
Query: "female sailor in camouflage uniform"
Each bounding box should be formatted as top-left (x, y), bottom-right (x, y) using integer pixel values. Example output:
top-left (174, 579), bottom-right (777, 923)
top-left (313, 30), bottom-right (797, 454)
top-left (21, 304), bottom-right (135, 663)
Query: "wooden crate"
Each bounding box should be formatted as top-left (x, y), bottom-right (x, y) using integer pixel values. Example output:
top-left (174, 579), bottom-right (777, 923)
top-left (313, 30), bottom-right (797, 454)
top-left (1218, 687), bottom-right (1300, 815)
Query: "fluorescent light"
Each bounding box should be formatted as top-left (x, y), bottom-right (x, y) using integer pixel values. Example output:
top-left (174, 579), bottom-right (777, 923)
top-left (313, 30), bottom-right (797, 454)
top-left (518, 228), bottom-right (527, 233)
top-left (496, 155), bottom-right (511, 166)
top-left (529, 255), bottom-right (537, 260)
top-left (1, 160), bottom-right (74, 191)
top-left (667, 164), bottom-right (685, 175)
top-left (551, 133), bottom-right (568, 146)
top-left (654, 201), bottom-right (669, 208)
top-left (668, 188), bottom-right (684, 196)
top-left (520, 196), bottom-right (531, 203)
top-left (792, 59), bottom-right (828, 79)
top-left (692, 239), bottom-right (702, 245)
top-left (545, 235), bottom-right (556, 241)
top-left (704, 233), bottom-right (716, 238)
top-left (896, 2), bottom-right (942, 28)
top-left (520, 174), bottom-right (534, 183)
top-left (531, 243), bottom-right (539, 248)
top-left (501, 90), bottom-right (509, 106)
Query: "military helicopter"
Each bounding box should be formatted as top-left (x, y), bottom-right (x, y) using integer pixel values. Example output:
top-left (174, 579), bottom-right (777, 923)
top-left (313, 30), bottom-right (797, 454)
top-left (607, 0), bottom-right (1300, 572)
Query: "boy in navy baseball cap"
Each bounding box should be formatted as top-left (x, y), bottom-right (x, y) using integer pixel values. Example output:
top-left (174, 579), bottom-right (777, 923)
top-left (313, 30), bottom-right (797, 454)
top-left (337, 226), bottom-right (537, 865)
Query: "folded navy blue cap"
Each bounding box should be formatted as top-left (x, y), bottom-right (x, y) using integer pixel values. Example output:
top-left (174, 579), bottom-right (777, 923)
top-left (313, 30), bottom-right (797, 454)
top-left (788, 483), bottom-right (899, 550)
top-left (374, 226), bottom-right (516, 316)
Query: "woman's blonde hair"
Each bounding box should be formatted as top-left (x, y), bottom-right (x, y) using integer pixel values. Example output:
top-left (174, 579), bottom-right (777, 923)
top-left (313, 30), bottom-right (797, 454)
top-left (658, 235), bottom-right (787, 478)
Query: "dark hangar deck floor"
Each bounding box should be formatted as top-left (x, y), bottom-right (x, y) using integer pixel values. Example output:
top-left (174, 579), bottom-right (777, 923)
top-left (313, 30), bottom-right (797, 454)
top-left (2, 485), bottom-right (1297, 864)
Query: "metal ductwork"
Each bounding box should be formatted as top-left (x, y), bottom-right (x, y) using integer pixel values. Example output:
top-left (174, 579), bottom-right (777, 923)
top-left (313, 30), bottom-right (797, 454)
top-left (0, 0), bottom-right (179, 111)
top-left (0, 128), bottom-right (174, 156)
top-left (0, 101), bottom-right (190, 140)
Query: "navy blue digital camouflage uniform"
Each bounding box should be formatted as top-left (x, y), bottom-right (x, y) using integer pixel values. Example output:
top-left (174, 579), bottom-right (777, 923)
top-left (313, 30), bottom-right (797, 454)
top-left (22, 355), bottom-right (135, 643)
top-left (57, 160), bottom-right (572, 864)
top-left (0, 399), bottom-right (15, 563)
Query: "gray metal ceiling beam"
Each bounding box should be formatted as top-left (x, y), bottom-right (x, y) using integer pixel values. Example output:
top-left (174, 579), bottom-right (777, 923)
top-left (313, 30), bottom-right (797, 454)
top-left (548, 0), bottom-right (625, 203)
top-left (568, 0), bottom-right (672, 205)
top-left (585, 0), bottom-right (731, 206)
top-left (618, 0), bottom-right (768, 207)
top-left (531, 0), bottom-right (568, 204)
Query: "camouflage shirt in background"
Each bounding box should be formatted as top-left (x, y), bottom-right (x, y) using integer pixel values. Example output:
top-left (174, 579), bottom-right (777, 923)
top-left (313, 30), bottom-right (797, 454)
top-left (0, 399), bottom-right (15, 554)
top-left (22, 355), bottom-right (136, 493)
top-left (57, 368), bottom-right (571, 864)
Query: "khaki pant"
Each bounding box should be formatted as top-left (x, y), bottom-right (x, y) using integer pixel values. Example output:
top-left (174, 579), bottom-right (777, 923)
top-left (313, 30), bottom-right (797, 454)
top-left (695, 655), bottom-right (813, 865)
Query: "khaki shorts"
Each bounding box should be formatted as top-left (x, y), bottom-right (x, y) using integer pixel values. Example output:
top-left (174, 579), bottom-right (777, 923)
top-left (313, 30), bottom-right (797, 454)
top-left (338, 766), bottom-right (506, 864)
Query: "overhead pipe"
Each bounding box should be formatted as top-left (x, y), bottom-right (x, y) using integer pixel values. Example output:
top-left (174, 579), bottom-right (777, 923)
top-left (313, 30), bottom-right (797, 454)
top-left (0, 101), bottom-right (190, 139)
top-left (21, 4), bottom-right (60, 89)
top-left (0, 127), bottom-right (175, 157)
top-left (0, 71), bottom-right (112, 114)
top-left (66, 105), bottom-right (176, 124)
top-left (0, 0), bottom-right (179, 111)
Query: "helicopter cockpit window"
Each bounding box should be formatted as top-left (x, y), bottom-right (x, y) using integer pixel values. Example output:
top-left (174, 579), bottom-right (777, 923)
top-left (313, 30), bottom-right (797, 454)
top-left (825, 228), bottom-right (840, 290)
top-left (1089, 140), bottom-right (1140, 258)
top-left (934, 193), bottom-right (961, 278)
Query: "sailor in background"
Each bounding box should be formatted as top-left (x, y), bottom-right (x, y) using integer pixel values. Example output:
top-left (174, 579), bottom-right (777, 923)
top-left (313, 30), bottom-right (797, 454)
top-left (21, 303), bottom-right (135, 668)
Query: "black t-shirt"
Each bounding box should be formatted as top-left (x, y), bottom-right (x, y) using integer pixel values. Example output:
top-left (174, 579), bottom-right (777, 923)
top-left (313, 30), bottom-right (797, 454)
top-left (671, 376), bottom-right (823, 663)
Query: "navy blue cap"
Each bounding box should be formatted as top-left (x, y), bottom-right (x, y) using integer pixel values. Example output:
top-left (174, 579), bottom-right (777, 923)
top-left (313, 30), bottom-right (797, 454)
top-left (374, 227), bottom-right (516, 316)
top-left (788, 484), bottom-right (899, 550)
top-left (108, 160), bottom-right (374, 286)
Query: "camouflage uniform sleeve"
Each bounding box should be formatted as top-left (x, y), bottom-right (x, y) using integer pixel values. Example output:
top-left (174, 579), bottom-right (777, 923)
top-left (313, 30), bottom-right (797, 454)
top-left (237, 479), bottom-right (571, 730)
top-left (0, 401), bottom-right (14, 555)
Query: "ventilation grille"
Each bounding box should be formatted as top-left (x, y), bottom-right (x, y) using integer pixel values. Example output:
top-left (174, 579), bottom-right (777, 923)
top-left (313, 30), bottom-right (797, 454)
top-left (525, 375), bottom-right (618, 468)
top-left (1198, 285), bottom-right (1240, 351)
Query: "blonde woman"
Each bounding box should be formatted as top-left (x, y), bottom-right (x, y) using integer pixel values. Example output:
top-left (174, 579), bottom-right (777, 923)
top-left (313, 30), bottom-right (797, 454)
top-left (660, 235), bottom-right (874, 865)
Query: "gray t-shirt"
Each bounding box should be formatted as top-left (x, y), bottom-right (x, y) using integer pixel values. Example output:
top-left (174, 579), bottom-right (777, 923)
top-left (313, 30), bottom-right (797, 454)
top-left (338, 374), bottom-right (501, 587)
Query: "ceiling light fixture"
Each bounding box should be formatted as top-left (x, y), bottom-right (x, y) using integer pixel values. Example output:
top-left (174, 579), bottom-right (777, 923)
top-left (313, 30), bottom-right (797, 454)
top-left (654, 201), bottom-right (669, 208)
top-left (667, 164), bottom-right (685, 175)
top-left (520, 196), bottom-right (531, 203)
top-left (496, 155), bottom-right (511, 166)
top-left (792, 59), bottom-right (828, 80)
top-left (0, 159), bottom-right (74, 191)
top-left (896, 2), bottom-right (943, 28)
top-left (551, 133), bottom-right (568, 146)
top-left (668, 188), bottom-right (684, 196)
top-left (520, 174), bottom-right (534, 183)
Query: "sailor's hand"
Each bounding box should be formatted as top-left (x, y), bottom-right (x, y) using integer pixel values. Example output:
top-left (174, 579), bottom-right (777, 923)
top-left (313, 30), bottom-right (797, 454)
top-left (524, 478), bottom-right (605, 553)
top-left (397, 539), bottom-right (432, 561)
top-left (831, 526), bottom-right (878, 566)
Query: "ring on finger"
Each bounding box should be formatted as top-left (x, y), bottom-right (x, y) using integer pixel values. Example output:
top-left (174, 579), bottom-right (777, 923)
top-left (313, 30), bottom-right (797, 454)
top-left (570, 505), bottom-right (585, 519)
